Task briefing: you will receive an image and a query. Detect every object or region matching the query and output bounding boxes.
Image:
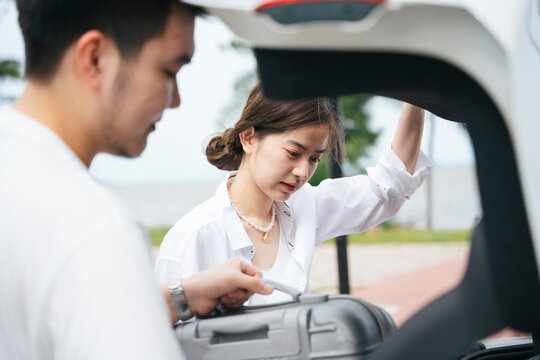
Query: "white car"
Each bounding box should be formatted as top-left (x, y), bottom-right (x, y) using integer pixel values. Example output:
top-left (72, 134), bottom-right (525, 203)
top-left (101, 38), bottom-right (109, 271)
top-left (186, 1), bottom-right (540, 359)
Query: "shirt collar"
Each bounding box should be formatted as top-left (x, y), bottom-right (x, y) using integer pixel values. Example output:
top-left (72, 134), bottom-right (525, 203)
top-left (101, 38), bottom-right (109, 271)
top-left (275, 201), bottom-right (296, 249)
top-left (275, 201), bottom-right (294, 223)
top-left (216, 172), bottom-right (253, 251)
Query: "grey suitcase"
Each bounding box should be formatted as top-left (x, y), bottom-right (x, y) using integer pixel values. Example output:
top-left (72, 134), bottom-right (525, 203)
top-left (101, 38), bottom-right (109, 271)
top-left (175, 281), bottom-right (396, 359)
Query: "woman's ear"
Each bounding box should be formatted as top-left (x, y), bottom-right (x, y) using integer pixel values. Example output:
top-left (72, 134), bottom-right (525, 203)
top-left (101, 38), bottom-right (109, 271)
top-left (239, 127), bottom-right (256, 154)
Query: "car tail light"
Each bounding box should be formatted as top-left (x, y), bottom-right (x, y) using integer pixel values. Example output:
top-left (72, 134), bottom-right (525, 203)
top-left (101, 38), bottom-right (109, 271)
top-left (256, 0), bottom-right (386, 24)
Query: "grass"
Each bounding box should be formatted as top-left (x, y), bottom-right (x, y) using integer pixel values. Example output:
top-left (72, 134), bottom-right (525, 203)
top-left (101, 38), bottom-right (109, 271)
top-left (149, 227), bottom-right (171, 247)
top-left (148, 226), bottom-right (471, 247)
top-left (342, 228), bottom-right (471, 244)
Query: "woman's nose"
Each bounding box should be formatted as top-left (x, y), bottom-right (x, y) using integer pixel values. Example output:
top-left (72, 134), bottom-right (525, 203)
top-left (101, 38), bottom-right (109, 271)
top-left (293, 161), bottom-right (309, 180)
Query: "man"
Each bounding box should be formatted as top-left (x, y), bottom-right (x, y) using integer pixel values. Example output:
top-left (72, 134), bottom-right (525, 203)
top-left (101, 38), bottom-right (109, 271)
top-left (0, 0), bottom-right (272, 358)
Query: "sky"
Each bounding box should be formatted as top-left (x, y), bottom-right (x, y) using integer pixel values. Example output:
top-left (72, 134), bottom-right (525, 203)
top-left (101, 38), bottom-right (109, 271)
top-left (0, 1), bottom-right (474, 185)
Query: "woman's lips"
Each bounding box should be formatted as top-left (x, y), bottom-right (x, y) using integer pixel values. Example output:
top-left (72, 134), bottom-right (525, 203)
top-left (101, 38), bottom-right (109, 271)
top-left (280, 182), bottom-right (297, 192)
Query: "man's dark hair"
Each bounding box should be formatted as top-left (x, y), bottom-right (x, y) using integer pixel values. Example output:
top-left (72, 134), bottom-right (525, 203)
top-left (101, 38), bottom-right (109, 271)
top-left (16, 0), bottom-right (204, 81)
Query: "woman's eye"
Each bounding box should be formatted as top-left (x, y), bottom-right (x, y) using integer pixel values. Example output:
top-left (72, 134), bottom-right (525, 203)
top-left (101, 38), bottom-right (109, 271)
top-left (311, 157), bottom-right (321, 163)
top-left (287, 150), bottom-right (299, 158)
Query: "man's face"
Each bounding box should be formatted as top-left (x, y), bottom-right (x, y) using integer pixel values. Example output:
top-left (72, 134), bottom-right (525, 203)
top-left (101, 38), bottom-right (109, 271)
top-left (100, 5), bottom-right (195, 157)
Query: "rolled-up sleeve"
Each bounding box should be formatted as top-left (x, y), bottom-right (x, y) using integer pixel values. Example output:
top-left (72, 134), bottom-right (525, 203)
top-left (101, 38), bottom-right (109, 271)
top-left (367, 148), bottom-right (432, 201)
top-left (313, 148), bottom-right (432, 244)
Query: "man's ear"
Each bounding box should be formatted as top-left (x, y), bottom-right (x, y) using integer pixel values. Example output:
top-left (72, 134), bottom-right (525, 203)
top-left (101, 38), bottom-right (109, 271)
top-left (74, 30), bottom-right (112, 91)
top-left (239, 127), bottom-right (256, 154)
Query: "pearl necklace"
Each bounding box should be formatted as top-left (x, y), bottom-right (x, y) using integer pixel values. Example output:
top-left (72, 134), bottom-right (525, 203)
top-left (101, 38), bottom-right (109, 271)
top-left (227, 187), bottom-right (276, 244)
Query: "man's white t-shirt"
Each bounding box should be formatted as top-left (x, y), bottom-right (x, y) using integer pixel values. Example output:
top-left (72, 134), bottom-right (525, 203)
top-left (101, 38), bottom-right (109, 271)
top-left (0, 107), bottom-right (184, 359)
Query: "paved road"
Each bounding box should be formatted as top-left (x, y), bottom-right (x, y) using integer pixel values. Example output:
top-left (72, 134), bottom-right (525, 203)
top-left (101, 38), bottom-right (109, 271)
top-left (309, 242), bottom-right (468, 293)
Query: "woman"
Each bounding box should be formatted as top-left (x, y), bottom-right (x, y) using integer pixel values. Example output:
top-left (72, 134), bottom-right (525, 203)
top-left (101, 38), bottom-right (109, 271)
top-left (156, 84), bottom-right (431, 304)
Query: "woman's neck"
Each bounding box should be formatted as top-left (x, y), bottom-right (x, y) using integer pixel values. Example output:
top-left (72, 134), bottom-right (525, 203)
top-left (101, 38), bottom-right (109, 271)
top-left (229, 165), bottom-right (274, 222)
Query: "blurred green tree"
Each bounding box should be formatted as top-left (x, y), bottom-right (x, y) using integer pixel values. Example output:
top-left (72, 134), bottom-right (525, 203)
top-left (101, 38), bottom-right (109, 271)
top-left (309, 94), bottom-right (378, 186)
top-left (0, 60), bottom-right (20, 79)
top-left (0, 0), bottom-right (22, 103)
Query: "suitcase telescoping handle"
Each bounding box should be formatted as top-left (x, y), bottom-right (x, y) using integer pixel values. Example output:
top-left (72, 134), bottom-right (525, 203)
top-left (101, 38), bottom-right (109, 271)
top-left (240, 279), bottom-right (316, 311)
top-left (262, 279), bottom-right (302, 302)
top-left (202, 280), bottom-right (314, 318)
top-left (236, 280), bottom-right (329, 309)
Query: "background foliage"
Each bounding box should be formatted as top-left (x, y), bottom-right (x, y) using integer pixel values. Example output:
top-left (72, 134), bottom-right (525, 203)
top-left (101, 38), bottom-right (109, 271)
top-left (0, 0), bottom-right (22, 103)
top-left (0, 60), bottom-right (20, 79)
top-left (309, 94), bottom-right (378, 186)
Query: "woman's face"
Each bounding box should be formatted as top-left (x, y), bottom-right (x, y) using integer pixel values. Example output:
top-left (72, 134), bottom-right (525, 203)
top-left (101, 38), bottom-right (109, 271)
top-left (247, 123), bottom-right (329, 202)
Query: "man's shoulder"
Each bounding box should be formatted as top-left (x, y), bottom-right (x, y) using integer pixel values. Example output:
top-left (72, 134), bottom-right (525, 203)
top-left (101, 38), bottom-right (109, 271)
top-left (1, 110), bottom-right (123, 218)
top-left (1, 131), bottom-right (136, 247)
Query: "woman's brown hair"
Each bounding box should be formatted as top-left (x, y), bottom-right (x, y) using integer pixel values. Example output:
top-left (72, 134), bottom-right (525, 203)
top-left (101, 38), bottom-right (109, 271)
top-left (206, 83), bottom-right (343, 171)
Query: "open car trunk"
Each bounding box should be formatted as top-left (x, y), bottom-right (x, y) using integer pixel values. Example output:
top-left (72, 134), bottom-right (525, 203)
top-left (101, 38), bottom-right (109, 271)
top-left (253, 47), bottom-right (540, 360)
top-left (186, 1), bottom-right (540, 358)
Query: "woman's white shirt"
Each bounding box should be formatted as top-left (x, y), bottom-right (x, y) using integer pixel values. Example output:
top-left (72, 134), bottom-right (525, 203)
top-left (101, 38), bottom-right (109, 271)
top-left (155, 148), bottom-right (431, 304)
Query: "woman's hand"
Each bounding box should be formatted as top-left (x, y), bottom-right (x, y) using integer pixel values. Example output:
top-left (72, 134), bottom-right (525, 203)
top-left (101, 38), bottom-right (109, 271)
top-left (391, 103), bottom-right (425, 174)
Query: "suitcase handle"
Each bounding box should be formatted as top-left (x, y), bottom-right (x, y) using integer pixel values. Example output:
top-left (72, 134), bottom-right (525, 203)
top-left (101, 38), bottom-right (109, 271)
top-left (199, 280), bottom-right (304, 318)
top-left (239, 279), bottom-right (304, 310)
top-left (262, 279), bottom-right (302, 301)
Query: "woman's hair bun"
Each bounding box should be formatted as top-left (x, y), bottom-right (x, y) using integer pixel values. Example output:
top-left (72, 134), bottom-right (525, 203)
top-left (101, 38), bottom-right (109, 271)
top-left (205, 129), bottom-right (242, 171)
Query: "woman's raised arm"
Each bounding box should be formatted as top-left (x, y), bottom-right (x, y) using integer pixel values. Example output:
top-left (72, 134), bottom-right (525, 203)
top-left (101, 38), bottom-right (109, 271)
top-left (391, 103), bottom-right (425, 174)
